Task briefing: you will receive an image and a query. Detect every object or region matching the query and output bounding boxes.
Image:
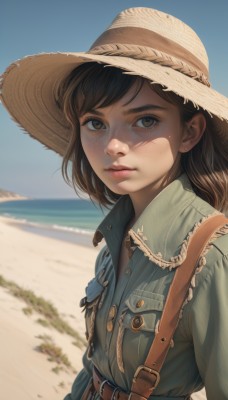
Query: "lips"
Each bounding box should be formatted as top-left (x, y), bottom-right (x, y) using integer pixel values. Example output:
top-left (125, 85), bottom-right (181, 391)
top-left (104, 165), bottom-right (136, 179)
top-left (105, 165), bottom-right (134, 171)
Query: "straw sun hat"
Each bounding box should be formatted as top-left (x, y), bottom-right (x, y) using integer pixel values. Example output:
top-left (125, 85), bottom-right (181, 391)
top-left (1, 7), bottom-right (228, 155)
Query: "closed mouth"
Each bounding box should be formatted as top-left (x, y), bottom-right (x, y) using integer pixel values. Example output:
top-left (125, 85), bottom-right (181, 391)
top-left (105, 165), bottom-right (134, 171)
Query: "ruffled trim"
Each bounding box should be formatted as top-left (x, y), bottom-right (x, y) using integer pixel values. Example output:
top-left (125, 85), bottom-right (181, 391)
top-left (128, 212), bottom-right (225, 270)
top-left (178, 221), bottom-right (228, 319)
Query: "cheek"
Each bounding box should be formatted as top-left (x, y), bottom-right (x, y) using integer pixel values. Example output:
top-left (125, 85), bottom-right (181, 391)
top-left (81, 134), bottom-right (94, 158)
top-left (139, 137), bottom-right (182, 171)
top-left (158, 126), bottom-right (184, 157)
top-left (80, 135), bottom-right (102, 168)
top-left (80, 137), bottom-right (90, 159)
top-left (140, 137), bottom-right (174, 157)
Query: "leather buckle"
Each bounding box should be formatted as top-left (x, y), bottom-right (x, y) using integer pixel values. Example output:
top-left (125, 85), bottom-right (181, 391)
top-left (99, 379), bottom-right (108, 396)
top-left (133, 365), bottom-right (160, 389)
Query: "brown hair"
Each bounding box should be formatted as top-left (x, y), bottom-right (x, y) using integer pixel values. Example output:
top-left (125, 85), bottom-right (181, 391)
top-left (58, 62), bottom-right (228, 211)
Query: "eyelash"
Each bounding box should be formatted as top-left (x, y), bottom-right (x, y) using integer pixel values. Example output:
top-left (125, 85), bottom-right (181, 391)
top-left (135, 116), bottom-right (159, 128)
top-left (81, 115), bottom-right (159, 130)
top-left (81, 118), bottom-right (105, 130)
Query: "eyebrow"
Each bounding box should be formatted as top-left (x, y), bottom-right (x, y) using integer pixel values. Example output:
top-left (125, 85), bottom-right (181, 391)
top-left (81, 104), bottom-right (167, 117)
top-left (123, 104), bottom-right (167, 115)
top-left (82, 109), bottom-right (103, 117)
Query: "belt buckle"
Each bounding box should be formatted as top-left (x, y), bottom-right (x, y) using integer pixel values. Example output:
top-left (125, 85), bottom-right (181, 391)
top-left (111, 387), bottom-right (120, 400)
top-left (99, 379), bottom-right (108, 397)
top-left (99, 378), bottom-right (120, 400)
top-left (133, 365), bottom-right (160, 389)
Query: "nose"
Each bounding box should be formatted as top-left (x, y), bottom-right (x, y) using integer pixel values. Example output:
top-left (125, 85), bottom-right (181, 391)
top-left (105, 137), bottom-right (129, 157)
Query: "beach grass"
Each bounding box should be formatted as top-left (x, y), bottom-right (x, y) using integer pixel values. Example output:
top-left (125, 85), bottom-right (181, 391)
top-left (36, 339), bottom-right (72, 368)
top-left (0, 274), bottom-right (86, 349)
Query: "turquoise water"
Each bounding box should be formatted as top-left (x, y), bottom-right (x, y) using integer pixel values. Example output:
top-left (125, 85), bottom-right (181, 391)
top-left (0, 199), bottom-right (108, 246)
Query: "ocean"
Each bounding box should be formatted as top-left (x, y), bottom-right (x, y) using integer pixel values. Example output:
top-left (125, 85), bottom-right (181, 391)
top-left (0, 199), bottom-right (109, 247)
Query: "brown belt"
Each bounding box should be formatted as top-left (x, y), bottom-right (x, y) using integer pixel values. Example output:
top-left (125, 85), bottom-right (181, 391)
top-left (93, 367), bottom-right (128, 400)
top-left (92, 367), bottom-right (191, 400)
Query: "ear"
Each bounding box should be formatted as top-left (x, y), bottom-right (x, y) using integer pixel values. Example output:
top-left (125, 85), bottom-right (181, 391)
top-left (179, 112), bottom-right (206, 153)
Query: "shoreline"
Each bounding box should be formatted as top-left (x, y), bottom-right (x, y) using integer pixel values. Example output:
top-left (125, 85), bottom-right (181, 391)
top-left (7, 216), bottom-right (96, 248)
top-left (0, 197), bottom-right (104, 248)
top-left (0, 196), bottom-right (28, 203)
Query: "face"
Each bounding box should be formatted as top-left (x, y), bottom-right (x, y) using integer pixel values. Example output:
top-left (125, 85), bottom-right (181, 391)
top-left (79, 82), bottom-right (187, 214)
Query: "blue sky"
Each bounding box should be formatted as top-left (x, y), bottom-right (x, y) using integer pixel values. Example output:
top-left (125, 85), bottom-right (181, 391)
top-left (1, 0), bottom-right (228, 198)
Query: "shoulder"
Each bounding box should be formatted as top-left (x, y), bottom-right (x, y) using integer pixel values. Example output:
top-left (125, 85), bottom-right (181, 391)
top-left (211, 229), bottom-right (228, 257)
top-left (192, 212), bottom-right (228, 286)
top-left (180, 228), bottom-right (228, 333)
top-left (180, 196), bottom-right (228, 266)
top-left (184, 223), bottom-right (228, 314)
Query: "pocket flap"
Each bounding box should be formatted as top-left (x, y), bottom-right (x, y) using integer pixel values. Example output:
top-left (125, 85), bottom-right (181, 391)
top-left (125, 289), bottom-right (164, 313)
top-left (123, 290), bottom-right (165, 332)
top-left (86, 278), bottom-right (104, 302)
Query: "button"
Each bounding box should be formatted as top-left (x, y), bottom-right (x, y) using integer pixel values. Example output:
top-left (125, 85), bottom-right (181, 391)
top-left (131, 315), bottom-right (144, 330)
top-left (107, 305), bottom-right (117, 332)
top-left (106, 224), bottom-right (112, 230)
top-left (107, 320), bottom-right (114, 332)
top-left (108, 305), bottom-right (117, 319)
top-left (136, 299), bottom-right (144, 308)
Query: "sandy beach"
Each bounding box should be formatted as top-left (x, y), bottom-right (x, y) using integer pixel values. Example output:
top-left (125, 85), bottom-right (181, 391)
top-left (0, 214), bottom-right (206, 400)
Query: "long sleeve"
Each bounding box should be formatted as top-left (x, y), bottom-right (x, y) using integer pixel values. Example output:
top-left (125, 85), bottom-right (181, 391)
top-left (187, 251), bottom-right (228, 399)
top-left (64, 351), bottom-right (93, 400)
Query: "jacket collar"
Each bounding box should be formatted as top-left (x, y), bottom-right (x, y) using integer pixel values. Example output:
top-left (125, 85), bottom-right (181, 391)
top-left (93, 174), bottom-right (215, 269)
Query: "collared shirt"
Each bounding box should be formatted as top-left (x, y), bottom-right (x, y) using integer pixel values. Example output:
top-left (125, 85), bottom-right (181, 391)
top-left (65, 174), bottom-right (228, 400)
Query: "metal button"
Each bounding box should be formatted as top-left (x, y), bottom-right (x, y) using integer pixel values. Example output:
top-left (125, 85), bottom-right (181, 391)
top-left (131, 315), bottom-right (144, 330)
top-left (107, 305), bottom-right (117, 332)
top-left (107, 320), bottom-right (114, 332)
top-left (136, 299), bottom-right (144, 308)
top-left (108, 305), bottom-right (117, 319)
top-left (106, 224), bottom-right (112, 230)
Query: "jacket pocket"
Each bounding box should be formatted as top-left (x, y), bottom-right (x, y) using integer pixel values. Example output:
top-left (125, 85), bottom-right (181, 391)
top-left (124, 289), bottom-right (164, 331)
top-left (116, 290), bottom-right (164, 373)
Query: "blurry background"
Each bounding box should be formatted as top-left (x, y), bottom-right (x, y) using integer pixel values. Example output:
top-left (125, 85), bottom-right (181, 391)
top-left (1, 0), bottom-right (228, 198)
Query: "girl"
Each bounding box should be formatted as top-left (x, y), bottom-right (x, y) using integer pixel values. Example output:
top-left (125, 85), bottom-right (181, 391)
top-left (1, 7), bottom-right (228, 400)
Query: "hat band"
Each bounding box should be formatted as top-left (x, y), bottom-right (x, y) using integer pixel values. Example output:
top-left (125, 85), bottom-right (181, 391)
top-left (89, 43), bottom-right (210, 87)
top-left (88, 27), bottom-right (210, 87)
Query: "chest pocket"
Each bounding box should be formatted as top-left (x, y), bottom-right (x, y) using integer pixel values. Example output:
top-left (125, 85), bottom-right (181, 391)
top-left (80, 268), bottom-right (109, 357)
top-left (117, 290), bottom-right (164, 373)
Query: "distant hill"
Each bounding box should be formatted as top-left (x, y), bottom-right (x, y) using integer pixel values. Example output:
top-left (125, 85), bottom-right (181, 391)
top-left (0, 189), bottom-right (26, 201)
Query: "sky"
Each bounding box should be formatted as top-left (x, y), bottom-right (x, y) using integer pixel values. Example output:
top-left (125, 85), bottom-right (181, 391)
top-left (1, 0), bottom-right (228, 198)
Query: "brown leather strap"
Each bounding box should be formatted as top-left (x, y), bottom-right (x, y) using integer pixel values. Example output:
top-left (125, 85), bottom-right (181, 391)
top-left (130, 214), bottom-right (228, 399)
top-left (92, 367), bottom-right (190, 400)
top-left (81, 377), bottom-right (96, 400)
top-left (93, 367), bottom-right (129, 400)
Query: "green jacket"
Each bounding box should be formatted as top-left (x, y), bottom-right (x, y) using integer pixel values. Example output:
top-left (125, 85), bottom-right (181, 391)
top-left (64, 174), bottom-right (228, 400)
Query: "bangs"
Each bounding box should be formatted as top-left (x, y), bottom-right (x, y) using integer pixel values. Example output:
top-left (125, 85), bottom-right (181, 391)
top-left (61, 62), bottom-right (144, 117)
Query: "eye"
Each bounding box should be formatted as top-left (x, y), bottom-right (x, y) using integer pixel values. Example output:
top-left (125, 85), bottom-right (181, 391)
top-left (83, 118), bottom-right (105, 131)
top-left (135, 116), bottom-right (158, 128)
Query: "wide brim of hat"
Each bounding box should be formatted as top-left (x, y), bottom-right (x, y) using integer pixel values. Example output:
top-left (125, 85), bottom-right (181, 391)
top-left (1, 52), bottom-right (228, 155)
